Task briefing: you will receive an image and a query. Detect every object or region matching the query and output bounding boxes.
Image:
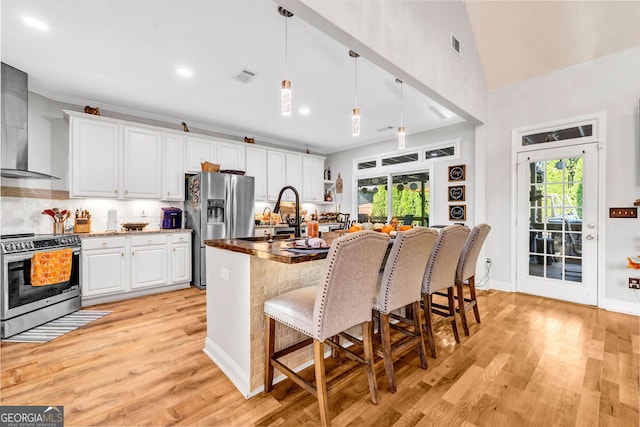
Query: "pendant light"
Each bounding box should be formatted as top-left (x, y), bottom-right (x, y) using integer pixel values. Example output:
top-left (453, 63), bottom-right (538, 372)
top-left (279, 7), bottom-right (294, 116)
top-left (396, 78), bottom-right (405, 149)
top-left (349, 50), bottom-right (360, 136)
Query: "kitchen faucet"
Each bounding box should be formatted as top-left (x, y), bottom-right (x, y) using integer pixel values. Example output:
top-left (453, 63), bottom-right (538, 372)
top-left (273, 185), bottom-right (301, 238)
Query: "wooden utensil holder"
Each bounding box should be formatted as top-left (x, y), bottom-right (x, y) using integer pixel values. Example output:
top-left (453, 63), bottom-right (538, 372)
top-left (74, 219), bottom-right (91, 233)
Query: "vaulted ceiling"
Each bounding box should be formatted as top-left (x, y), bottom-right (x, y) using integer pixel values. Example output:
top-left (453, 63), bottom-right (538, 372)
top-left (465, 0), bottom-right (640, 89)
top-left (2, 1), bottom-right (639, 156)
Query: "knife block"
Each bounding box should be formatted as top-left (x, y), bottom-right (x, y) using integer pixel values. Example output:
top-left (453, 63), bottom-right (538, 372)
top-left (74, 219), bottom-right (91, 233)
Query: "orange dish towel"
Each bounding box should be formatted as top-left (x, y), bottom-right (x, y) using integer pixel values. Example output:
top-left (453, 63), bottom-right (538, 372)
top-left (30, 248), bottom-right (73, 286)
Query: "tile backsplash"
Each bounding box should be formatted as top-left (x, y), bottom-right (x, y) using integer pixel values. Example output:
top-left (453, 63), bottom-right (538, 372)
top-left (1, 197), bottom-right (183, 235)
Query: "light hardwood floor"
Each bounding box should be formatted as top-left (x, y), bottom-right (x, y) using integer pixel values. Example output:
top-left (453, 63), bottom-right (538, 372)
top-left (1, 287), bottom-right (638, 426)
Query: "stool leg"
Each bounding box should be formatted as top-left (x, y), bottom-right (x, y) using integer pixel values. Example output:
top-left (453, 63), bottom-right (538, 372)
top-left (469, 276), bottom-right (481, 323)
top-left (423, 293), bottom-right (437, 358)
top-left (362, 321), bottom-right (379, 405)
top-left (412, 301), bottom-right (428, 370)
top-left (447, 287), bottom-right (460, 344)
top-left (314, 339), bottom-right (330, 427)
top-left (379, 312), bottom-right (396, 393)
top-left (456, 279), bottom-right (470, 336)
top-left (264, 316), bottom-right (276, 392)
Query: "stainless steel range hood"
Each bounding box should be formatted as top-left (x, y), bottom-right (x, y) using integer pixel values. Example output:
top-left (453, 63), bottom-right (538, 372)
top-left (1, 62), bottom-right (59, 179)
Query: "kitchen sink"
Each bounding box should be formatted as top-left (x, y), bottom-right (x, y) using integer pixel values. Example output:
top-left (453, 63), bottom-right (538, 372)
top-left (236, 235), bottom-right (292, 242)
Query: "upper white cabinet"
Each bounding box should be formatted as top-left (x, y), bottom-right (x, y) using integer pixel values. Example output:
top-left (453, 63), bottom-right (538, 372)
top-left (70, 116), bottom-right (121, 198)
top-left (163, 133), bottom-right (185, 201)
top-left (302, 156), bottom-right (324, 203)
top-left (284, 153), bottom-right (303, 202)
top-left (218, 141), bottom-right (245, 171)
top-left (186, 136), bottom-right (217, 173)
top-left (246, 146), bottom-right (267, 200)
top-left (267, 150), bottom-right (285, 201)
top-left (122, 126), bottom-right (163, 199)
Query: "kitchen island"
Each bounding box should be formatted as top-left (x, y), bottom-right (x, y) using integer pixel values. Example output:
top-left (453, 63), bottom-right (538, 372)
top-left (204, 237), bottom-right (328, 398)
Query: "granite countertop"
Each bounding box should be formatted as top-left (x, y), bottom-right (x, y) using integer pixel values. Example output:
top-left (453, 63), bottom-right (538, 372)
top-left (205, 238), bottom-right (329, 264)
top-left (80, 228), bottom-right (192, 237)
top-left (255, 222), bottom-right (341, 229)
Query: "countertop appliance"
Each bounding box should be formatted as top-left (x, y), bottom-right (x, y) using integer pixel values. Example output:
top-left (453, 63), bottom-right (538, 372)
top-left (1, 233), bottom-right (81, 338)
top-left (161, 207), bottom-right (183, 229)
top-left (185, 172), bottom-right (255, 289)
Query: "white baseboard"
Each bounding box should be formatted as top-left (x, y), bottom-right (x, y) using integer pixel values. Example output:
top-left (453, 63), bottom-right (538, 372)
top-left (486, 279), bottom-right (514, 293)
top-left (600, 297), bottom-right (640, 316)
top-left (203, 337), bottom-right (251, 398)
top-left (81, 282), bottom-right (190, 307)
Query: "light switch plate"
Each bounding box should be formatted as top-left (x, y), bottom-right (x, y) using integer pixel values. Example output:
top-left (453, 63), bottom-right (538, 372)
top-left (609, 207), bottom-right (638, 218)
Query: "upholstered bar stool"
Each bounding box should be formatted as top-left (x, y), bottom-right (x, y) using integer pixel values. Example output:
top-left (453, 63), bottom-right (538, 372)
top-left (455, 223), bottom-right (491, 335)
top-left (421, 224), bottom-right (470, 358)
top-left (373, 227), bottom-right (438, 392)
top-left (264, 231), bottom-right (389, 427)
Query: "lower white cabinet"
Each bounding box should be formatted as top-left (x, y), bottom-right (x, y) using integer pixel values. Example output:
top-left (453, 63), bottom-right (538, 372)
top-left (81, 232), bottom-right (192, 305)
top-left (130, 234), bottom-right (168, 289)
top-left (81, 237), bottom-right (127, 297)
top-left (169, 233), bottom-right (192, 283)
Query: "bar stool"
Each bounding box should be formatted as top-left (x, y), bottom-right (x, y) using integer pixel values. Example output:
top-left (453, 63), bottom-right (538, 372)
top-left (373, 227), bottom-right (438, 392)
top-left (264, 231), bottom-right (389, 427)
top-left (455, 223), bottom-right (491, 336)
top-left (421, 224), bottom-right (470, 358)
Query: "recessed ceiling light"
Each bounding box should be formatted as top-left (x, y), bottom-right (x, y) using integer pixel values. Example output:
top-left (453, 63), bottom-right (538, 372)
top-left (299, 107), bottom-right (311, 115)
top-left (23, 16), bottom-right (48, 31)
top-left (176, 67), bottom-right (193, 77)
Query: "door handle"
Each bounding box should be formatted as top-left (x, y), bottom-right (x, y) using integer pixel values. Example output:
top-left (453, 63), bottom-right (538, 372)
top-left (586, 235), bottom-right (595, 240)
top-left (587, 223), bottom-right (595, 229)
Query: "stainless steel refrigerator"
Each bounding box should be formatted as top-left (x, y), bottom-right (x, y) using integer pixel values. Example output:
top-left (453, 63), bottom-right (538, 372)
top-left (185, 172), bottom-right (255, 289)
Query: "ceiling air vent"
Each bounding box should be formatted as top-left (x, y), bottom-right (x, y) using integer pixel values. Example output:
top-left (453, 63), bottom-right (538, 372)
top-left (233, 69), bottom-right (257, 83)
top-left (451, 33), bottom-right (461, 55)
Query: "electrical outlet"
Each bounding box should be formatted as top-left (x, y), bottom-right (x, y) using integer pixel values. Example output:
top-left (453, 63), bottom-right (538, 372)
top-left (486, 258), bottom-right (492, 265)
top-left (629, 277), bottom-right (640, 289)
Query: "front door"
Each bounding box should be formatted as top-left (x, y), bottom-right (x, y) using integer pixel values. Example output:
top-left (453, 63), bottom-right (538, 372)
top-left (516, 143), bottom-right (598, 305)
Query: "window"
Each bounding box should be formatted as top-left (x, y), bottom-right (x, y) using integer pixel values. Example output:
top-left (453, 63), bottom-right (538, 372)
top-left (424, 146), bottom-right (455, 159)
top-left (357, 160), bottom-right (377, 170)
top-left (522, 125), bottom-right (593, 146)
top-left (381, 153), bottom-right (419, 167)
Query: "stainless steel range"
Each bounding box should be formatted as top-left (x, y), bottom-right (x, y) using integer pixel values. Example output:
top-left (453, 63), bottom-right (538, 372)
top-left (1, 233), bottom-right (81, 338)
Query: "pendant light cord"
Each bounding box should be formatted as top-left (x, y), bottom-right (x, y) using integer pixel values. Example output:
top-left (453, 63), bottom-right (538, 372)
top-left (400, 81), bottom-right (404, 127)
top-left (354, 56), bottom-right (358, 108)
top-left (284, 17), bottom-right (288, 80)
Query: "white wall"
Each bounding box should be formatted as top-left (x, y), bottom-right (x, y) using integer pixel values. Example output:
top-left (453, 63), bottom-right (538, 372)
top-left (326, 122), bottom-right (476, 226)
top-left (485, 47), bottom-right (640, 314)
top-left (282, 0), bottom-right (488, 124)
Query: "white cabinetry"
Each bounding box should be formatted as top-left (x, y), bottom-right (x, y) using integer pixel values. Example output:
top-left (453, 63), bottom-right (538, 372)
top-left (163, 133), bottom-right (185, 200)
top-left (169, 233), bottom-right (192, 283)
top-left (122, 126), bottom-right (163, 199)
top-left (186, 136), bottom-right (217, 173)
top-left (302, 156), bottom-right (324, 202)
top-left (70, 116), bottom-right (121, 198)
top-left (69, 114), bottom-right (163, 200)
top-left (246, 146), bottom-right (267, 200)
top-left (218, 141), bottom-right (245, 171)
top-left (267, 150), bottom-right (285, 201)
top-left (80, 232), bottom-right (191, 306)
top-left (81, 237), bottom-right (127, 297)
top-left (130, 234), bottom-right (168, 289)
top-left (284, 153), bottom-right (303, 202)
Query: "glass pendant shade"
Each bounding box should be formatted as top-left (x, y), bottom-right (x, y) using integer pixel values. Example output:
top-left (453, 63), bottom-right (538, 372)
top-left (281, 80), bottom-right (292, 115)
top-left (397, 126), bottom-right (406, 149)
top-left (352, 108), bottom-right (361, 136)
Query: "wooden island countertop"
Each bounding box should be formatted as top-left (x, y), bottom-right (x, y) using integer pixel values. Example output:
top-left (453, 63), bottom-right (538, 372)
top-left (204, 237), bottom-right (329, 264)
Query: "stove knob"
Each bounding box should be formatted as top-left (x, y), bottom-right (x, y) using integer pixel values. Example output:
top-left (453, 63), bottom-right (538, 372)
top-left (26, 242), bottom-right (34, 250)
top-left (60, 237), bottom-right (67, 244)
top-left (15, 242), bottom-right (23, 251)
top-left (5, 243), bottom-right (13, 252)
